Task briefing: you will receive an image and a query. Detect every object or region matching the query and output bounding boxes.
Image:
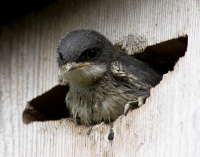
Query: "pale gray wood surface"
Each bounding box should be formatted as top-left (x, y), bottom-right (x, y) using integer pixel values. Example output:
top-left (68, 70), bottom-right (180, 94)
top-left (0, 0), bottom-right (200, 156)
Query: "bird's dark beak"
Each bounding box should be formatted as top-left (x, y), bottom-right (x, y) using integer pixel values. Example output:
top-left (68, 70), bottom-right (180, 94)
top-left (62, 62), bottom-right (94, 71)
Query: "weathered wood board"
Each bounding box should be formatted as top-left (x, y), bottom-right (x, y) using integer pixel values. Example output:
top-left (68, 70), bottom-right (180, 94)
top-left (0, 0), bottom-right (200, 156)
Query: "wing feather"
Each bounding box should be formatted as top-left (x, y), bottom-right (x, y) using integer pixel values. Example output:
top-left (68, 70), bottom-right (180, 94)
top-left (111, 54), bottom-right (162, 90)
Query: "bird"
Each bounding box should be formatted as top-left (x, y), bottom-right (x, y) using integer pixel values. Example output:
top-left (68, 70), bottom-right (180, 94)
top-left (57, 29), bottom-right (162, 125)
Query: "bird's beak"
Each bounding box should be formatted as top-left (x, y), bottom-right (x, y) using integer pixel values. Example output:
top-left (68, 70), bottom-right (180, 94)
top-left (62, 62), bottom-right (94, 71)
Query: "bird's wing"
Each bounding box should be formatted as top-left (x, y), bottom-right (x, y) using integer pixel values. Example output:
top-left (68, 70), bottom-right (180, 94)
top-left (110, 54), bottom-right (162, 90)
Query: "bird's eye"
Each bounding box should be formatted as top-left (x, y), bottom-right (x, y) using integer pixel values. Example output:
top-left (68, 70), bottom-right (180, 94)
top-left (87, 49), bottom-right (97, 59)
top-left (58, 53), bottom-right (63, 60)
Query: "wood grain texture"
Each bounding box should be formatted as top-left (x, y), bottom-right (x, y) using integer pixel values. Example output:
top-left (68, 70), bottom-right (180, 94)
top-left (0, 0), bottom-right (200, 156)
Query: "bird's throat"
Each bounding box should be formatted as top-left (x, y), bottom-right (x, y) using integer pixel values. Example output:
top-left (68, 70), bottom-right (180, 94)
top-left (64, 64), bottom-right (107, 88)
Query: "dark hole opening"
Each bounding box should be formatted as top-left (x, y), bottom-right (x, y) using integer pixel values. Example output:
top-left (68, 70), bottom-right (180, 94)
top-left (134, 36), bottom-right (188, 74)
top-left (22, 35), bottom-right (188, 124)
top-left (22, 85), bottom-right (70, 124)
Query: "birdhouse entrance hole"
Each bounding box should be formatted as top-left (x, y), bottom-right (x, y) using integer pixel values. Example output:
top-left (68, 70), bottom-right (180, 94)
top-left (22, 35), bottom-right (188, 124)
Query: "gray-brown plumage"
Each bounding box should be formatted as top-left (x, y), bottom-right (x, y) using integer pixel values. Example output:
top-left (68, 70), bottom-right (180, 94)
top-left (57, 29), bottom-right (162, 125)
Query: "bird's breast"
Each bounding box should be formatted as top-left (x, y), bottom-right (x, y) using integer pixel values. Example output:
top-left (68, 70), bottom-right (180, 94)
top-left (65, 77), bottom-right (129, 125)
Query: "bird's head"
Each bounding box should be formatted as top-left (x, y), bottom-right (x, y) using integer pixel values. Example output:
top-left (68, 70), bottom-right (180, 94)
top-left (57, 29), bottom-right (117, 87)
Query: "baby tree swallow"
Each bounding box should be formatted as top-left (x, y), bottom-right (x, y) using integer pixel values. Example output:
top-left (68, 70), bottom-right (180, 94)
top-left (57, 29), bottom-right (162, 125)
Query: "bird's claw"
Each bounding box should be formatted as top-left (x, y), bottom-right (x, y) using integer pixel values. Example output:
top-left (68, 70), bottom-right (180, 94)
top-left (138, 96), bottom-right (146, 107)
top-left (124, 100), bottom-right (137, 115)
top-left (124, 96), bottom-right (147, 115)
